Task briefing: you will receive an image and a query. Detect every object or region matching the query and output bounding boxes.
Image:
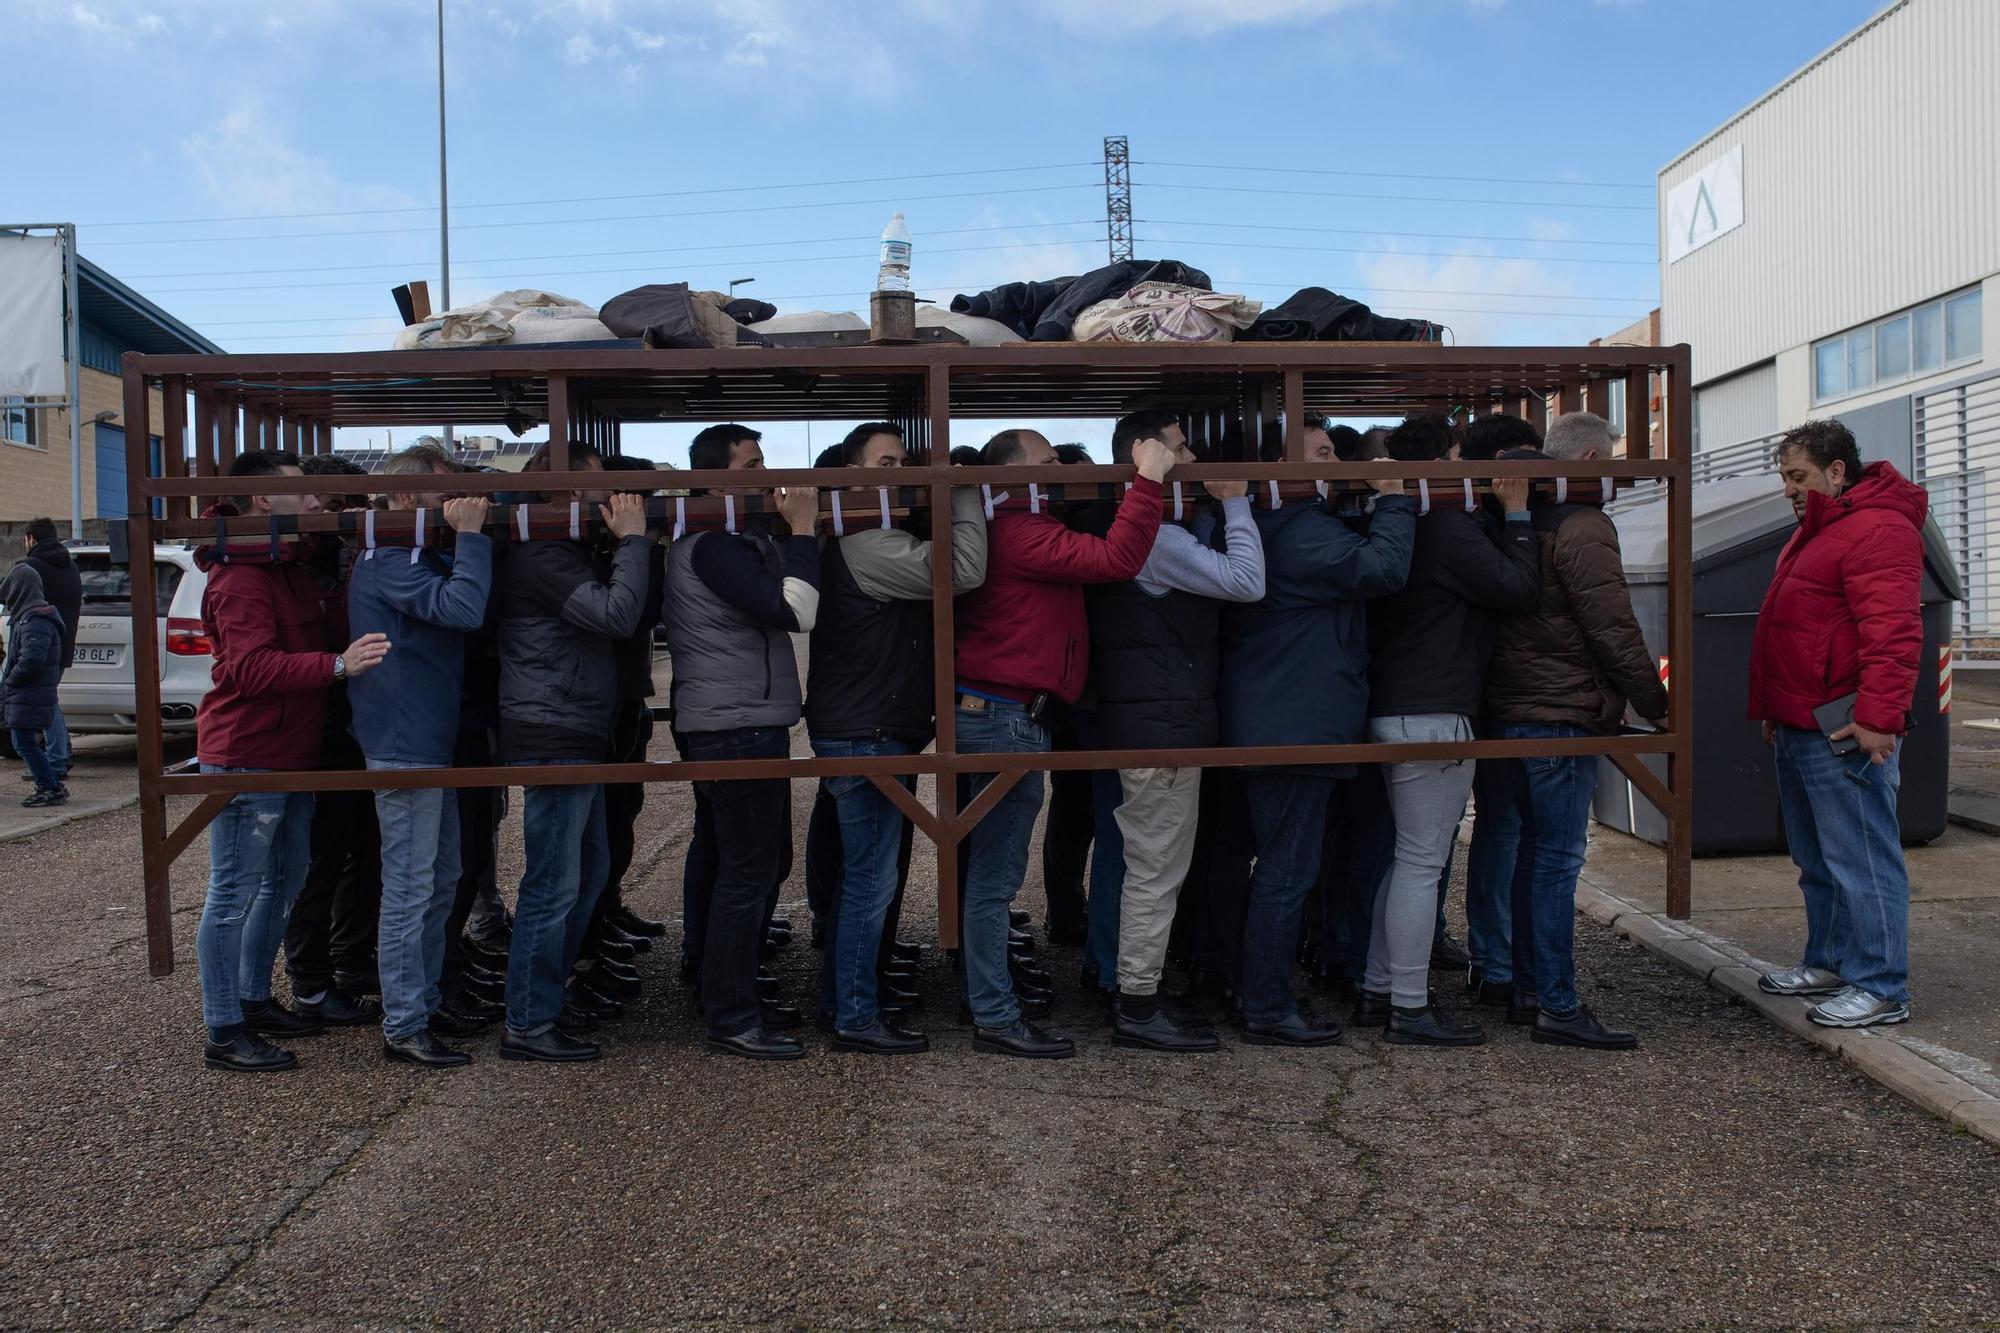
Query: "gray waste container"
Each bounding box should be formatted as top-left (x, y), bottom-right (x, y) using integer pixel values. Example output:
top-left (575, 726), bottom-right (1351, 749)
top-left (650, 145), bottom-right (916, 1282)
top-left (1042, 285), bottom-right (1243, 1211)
top-left (1594, 473), bottom-right (1961, 854)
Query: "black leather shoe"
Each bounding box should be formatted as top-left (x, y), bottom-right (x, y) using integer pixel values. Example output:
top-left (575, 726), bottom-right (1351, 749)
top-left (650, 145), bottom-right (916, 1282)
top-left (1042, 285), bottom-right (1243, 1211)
top-left (456, 975), bottom-right (507, 1007)
top-left (1007, 929), bottom-right (1036, 952)
top-left (334, 970), bottom-right (382, 998)
top-left (604, 921), bottom-right (652, 952)
top-left (707, 1027), bottom-right (805, 1061)
top-left (461, 938), bottom-right (509, 970)
top-left (567, 981), bottom-right (624, 1019)
top-left (613, 904), bottom-right (668, 938)
top-left (1505, 989), bottom-right (1541, 1026)
top-left (878, 965), bottom-right (919, 988)
top-left (499, 1027), bottom-right (599, 1063)
top-left (832, 1019), bottom-right (930, 1055)
top-left (1113, 1006), bottom-right (1219, 1053)
top-left (1469, 974), bottom-right (1515, 1007)
top-left (1352, 989), bottom-right (1392, 1029)
top-left (430, 1003), bottom-right (497, 1036)
top-left (889, 940), bottom-right (924, 963)
top-left (581, 966), bottom-right (641, 999)
top-left (811, 918), bottom-right (828, 949)
top-left (595, 954), bottom-right (642, 983)
top-left (1012, 980), bottom-right (1055, 1007)
top-left (294, 989), bottom-right (382, 1026)
top-left (973, 1019), bottom-right (1074, 1059)
top-left (763, 925), bottom-right (793, 954)
top-left (769, 915), bottom-right (793, 933)
top-left (876, 985), bottom-right (922, 1013)
top-left (1242, 1011), bottom-right (1342, 1047)
top-left (1010, 960), bottom-right (1052, 989)
top-left (1429, 932), bottom-right (1471, 971)
top-left (241, 1000), bottom-right (324, 1037)
top-left (1008, 908), bottom-right (1032, 929)
top-left (1387, 1005), bottom-right (1487, 1047)
top-left (755, 978), bottom-right (784, 1004)
top-left (460, 960), bottom-right (506, 987)
top-left (761, 1002), bottom-right (805, 1030)
top-left (958, 994), bottom-right (1051, 1025)
top-left (1532, 1005), bottom-right (1638, 1050)
top-left (203, 1032), bottom-right (297, 1072)
top-left (1046, 920), bottom-right (1087, 948)
top-left (384, 1028), bottom-right (471, 1067)
top-left (555, 1004), bottom-right (598, 1034)
top-left (596, 937), bottom-right (638, 965)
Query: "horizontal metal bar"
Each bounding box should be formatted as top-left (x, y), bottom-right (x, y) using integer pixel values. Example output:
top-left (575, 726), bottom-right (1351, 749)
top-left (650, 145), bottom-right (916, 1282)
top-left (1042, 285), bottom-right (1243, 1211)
top-left (154, 734), bottom-right (1674, 795)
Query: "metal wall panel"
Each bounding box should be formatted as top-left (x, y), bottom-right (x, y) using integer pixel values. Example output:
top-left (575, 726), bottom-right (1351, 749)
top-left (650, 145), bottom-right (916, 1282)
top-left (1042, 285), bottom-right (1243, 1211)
top-left (1660, 0), bottom-right (2000, 385)
top-left (1693, 361), bottom-right (1778, 450)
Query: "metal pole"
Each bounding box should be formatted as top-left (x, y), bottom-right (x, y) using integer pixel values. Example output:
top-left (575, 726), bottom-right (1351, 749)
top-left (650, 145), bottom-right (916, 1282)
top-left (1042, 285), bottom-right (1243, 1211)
top-left (437, 0), bottom-right (454, 456)
top-left (63, 224), bottom-right (84, 541)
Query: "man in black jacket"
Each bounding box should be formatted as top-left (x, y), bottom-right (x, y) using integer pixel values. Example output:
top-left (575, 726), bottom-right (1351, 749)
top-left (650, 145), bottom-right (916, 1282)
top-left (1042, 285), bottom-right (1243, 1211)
top-left (1352, 415), bottom-right (1538, 1046)
top-left (806, 422), bottom-right (985, 1054)
top-left (20, 518), bottom-right (80, 779)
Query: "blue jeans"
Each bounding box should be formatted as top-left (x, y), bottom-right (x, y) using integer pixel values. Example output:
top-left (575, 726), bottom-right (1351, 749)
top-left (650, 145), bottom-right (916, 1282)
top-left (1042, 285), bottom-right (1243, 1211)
top-left (196, 766), bottom-right (314, 1035)
top-left (46, 708), bottom-right (70, 774)
top-left (812, 736), bottom-right (915, 1030)
top-left (1466, 751), bottom-right (1522, 985)
top-left (12, 729), bottom-right (57, 790)
top-left (1489, 722), bottom-right (1597, 1015)
top-left (1242, 771), bottom-right (1337, 1026)
top-left (505, 763), bottom-right (608, 1035)
top-left (371, 762), bottom-right (463, 1041)
top-left (956, 699), bottom-right (1049, 1030)
top-left (1773, 726), bottom-right (1910, 1003)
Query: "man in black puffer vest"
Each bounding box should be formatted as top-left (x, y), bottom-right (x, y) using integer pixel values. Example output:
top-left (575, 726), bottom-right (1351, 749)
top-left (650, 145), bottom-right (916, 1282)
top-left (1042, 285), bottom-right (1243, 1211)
top-left (1082, 410), bottom-right (1266, 1053)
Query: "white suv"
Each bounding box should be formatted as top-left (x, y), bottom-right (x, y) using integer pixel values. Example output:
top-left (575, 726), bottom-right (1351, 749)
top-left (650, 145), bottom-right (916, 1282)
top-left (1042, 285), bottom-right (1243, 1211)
top-left (56, 545), bottom-right (212, 733)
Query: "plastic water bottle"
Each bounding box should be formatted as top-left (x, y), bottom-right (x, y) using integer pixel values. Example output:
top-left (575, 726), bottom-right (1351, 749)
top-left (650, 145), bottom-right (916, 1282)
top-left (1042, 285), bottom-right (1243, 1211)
top-left (877, 213), bottom-right (912, 292)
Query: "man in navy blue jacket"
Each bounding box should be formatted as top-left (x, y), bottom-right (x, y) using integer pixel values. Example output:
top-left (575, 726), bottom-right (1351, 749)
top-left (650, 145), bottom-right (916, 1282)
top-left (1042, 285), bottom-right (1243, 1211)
top-left (347, 449), bottom-right (494, 1067)
top-left (1219, 468), bottom-right (1415, 1046)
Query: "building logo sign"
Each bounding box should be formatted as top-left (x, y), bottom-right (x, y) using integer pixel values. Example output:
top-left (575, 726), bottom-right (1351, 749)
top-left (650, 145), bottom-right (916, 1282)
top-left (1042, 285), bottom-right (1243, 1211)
top-left (1665, 144), bottom-right (1743, 263)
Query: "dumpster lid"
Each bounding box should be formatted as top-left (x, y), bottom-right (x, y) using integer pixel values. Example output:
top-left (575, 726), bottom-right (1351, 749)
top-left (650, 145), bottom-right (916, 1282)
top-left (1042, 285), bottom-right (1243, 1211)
top-left (1612, 472), bottom-right (1964, 601)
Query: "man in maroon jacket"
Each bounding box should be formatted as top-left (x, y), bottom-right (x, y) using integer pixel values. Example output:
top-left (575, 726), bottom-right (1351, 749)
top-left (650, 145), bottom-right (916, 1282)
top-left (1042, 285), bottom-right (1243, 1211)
top-left (194, 450), bottom-right (390, 1073)
top-left (952, 427), bottom-right (1173, 1058)
top-left (1749, 420), bottom-right (1925, 1029)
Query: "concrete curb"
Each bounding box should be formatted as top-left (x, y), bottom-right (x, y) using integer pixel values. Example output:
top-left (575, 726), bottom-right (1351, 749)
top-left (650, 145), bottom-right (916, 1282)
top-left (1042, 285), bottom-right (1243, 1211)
top-left (0, 793), bottom-right (139, 845)
top-left (1575, 876), bottom-right (2000, 1150)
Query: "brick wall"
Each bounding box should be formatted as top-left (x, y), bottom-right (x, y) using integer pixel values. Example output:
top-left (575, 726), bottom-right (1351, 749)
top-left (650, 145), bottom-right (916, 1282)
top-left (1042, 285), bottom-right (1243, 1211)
top-left (0, 369), bottom-right (168, 522)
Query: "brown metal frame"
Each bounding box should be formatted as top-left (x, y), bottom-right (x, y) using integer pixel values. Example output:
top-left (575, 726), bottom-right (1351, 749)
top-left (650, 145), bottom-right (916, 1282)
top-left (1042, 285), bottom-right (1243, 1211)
top-left (121, 343), bottom-right (1695, 977)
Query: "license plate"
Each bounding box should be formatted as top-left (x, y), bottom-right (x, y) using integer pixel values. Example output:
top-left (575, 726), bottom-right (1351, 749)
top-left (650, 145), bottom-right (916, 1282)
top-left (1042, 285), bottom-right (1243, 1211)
top-left (74, 646), bottom-right (122, 665)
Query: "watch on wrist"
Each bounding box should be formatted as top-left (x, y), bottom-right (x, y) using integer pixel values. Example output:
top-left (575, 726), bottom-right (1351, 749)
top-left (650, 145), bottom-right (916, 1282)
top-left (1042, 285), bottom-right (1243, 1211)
top-left (331, 652), bottom-right (347, 681)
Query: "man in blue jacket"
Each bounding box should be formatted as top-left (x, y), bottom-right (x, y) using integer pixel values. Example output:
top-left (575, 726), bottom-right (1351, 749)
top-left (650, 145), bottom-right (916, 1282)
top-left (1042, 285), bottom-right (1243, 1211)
top-left (347, 449), bottom-right (495, 1067)
top-left (1219, 464), bottom-right (1415, 1046)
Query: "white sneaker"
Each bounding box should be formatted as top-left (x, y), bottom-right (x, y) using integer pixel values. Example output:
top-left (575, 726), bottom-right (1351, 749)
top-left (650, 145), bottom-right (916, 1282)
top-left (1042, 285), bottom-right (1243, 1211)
top-left (1757, 965), bottom-right (1845, 996)
top-left (1807, 985), bottom-right (1910, 1028)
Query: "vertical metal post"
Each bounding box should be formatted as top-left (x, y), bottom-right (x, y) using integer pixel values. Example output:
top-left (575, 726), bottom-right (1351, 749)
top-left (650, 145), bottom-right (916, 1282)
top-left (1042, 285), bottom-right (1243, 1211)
top-left (1102, 135), bottom-right (1133, 265)
top-left (547, 374), bottom-right (571, 471)
top-left (438, 0), bottom-right (455, 456)
top-left (1664, 354), bottom-right (1693, 919)
top-left (926, 361), bottom-right (960, 947)
top-left (1282, 370), bottom-right (1305, 461)
top-left (160, 376), bottom-right (186, 522)
top-left (123, 357), bottom-right (173, 974)
top-left (63, 224), bottom-right (84, 540)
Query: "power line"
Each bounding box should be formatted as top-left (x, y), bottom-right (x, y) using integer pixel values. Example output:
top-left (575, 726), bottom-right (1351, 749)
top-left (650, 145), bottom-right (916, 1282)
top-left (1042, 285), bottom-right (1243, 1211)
top-left (86, 182), bottom-right (1101, 247)
top-left (81, 162), bottom-right (1102, 229)
top-left (1143, 217), bottom-right (1653, 250)
top-left (1138, 159), bottom-right (1651, 191)
top-left (1139, 181), bottom-right (1656, 213)
top-left (1131, 237), bottom-right (1655, 268)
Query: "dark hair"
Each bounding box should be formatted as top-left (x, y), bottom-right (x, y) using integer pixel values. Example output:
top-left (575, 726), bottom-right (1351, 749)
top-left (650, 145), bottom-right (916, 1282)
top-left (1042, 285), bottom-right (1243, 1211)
top-left (1777, 418), bottom-right (1862, 483)
top-left (983, 429), bottom-right (1028, 467)
top-left (949, 445), bottom-right (984, 467)
top-left (1110, 408), bottom-right (1180, 464)
top-left (522, 439), bottom-right (604, 473)
top-left (1054, 443), bottom-right (1092, 465)
top-left (301, 453), bottom-right (367, 477)
top-left (1462, 412), bottom-right (1542, 462)
top-left (600, 453), bottom-right (656, 472)
top-left (812, 444), bottom-right (844, 469)
top-left (1383, 414), bottom-right (1453, 463)
top-left (25, 517), bottom-right (58, 545)
top-left (227, 448), bottom-right (302, 479)
top-left (839, 421), bottom-right (904, 466)
top-left (690, 423), bottom-right (760, 472)
top-left (1327, 425), bottom-right (1363, 462)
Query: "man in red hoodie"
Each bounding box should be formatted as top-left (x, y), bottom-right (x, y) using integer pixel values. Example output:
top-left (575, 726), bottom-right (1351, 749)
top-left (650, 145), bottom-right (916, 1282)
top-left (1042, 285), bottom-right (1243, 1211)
top-left (952, 426), bottom-right (1173, 1058)
top-left (1748, 420), bottom-right (1925, 1029)
top-left (194, 451), bottom-right (390, 1072)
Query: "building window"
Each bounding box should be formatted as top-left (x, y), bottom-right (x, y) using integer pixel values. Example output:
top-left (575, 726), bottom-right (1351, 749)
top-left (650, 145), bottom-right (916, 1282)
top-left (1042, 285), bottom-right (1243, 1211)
top-left (1813, 286), bottom-right (1983, 404)
top-left (2, 401), bottom-right (37, 448)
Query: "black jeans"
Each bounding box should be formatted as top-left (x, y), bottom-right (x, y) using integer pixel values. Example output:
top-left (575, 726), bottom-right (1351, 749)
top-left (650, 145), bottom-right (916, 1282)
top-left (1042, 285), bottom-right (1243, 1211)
top-left (583, 703), bottom-right (653, 957)
top-left (442, 724), bottom-right (503, 992)
top-left (1039, 721), bottom-right (1093, 934)
top-left (1183, 766), bottom-right (1254, 981)
top-left (285, 787), bottom-right (381, 993)
top-left (1307, 767), bottom-right (1393, 980)
top-left (682, 726), bottom-right (791, 1037)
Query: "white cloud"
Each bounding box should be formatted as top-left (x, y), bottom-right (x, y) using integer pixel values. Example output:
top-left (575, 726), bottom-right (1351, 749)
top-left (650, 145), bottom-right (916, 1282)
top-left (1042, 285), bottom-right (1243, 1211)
top-left (563, 31), bottom-right (605, 63)
top-left (67, 3), bottom-right (167, 39)
top-left (1028, 0), bottom-right (1385, 37)
top-left (180, 99), bottom-right (417, 217)
top-left (1352, 247), bottom-right (1622, 346)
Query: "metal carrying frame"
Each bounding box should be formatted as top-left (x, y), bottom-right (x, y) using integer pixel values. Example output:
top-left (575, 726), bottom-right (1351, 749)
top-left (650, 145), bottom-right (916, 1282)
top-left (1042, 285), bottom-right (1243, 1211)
top-left (120, 342), bottom-right (1694, 977)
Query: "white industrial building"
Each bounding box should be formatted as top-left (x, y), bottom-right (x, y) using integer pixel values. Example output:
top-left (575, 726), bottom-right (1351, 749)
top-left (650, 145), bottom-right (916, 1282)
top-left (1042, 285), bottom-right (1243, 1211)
top-left (1657, 0), bottom-right (1998, 659)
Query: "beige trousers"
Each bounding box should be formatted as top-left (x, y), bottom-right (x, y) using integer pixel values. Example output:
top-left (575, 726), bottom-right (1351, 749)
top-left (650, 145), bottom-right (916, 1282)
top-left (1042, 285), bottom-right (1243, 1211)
top-left (1112, 766), bottom-right (1204, 995)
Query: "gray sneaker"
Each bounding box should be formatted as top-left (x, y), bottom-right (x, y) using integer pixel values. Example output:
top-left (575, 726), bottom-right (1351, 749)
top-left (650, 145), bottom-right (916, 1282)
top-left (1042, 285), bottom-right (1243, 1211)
top-left (1807, 985), bottom-right (1910, 1028)
top-left (1757, 965), bottom-right (1845, 996)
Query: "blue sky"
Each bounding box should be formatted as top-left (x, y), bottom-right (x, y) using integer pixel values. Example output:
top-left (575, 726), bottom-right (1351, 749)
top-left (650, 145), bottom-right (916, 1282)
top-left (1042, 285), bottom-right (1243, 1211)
top-left (11, 0), bottom-right (1883, 459)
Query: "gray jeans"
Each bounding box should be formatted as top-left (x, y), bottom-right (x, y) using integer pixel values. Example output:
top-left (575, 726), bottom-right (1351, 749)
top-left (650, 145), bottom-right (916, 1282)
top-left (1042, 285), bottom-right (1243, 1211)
top-left (1364, 714), bottom-right (1475, 1007)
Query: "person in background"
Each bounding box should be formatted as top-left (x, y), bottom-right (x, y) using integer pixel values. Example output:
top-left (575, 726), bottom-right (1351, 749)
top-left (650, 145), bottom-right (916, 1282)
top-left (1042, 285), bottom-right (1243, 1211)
top-left (494, 441), bottom-right (652, 1064)
top-left (665, 423), bottom-right (820, 1061)
top-left (806, 421), bottom-right (986, 1054)
top-left (193, 450), bottom-right (390, 1072)
top-left (1749, 419), bottom-right (1926, 1029)
top-left (346, 447), bottom-right (494, 1067)
top-left (2, 563), bottom-right (68, 808)
top-left (1480, 411), bottom-right (1666, 1050)
top-left (1219, 437), bottom-right (1415, 1048)
top-left (283, 454), bottom-right (386, 1028)
top-left (1354, 415), bottom-right (1539, 1047)
top-left (20, 518), bottom-right (80, 783)
top-left (949, 425), bottom-right (1171, 1059)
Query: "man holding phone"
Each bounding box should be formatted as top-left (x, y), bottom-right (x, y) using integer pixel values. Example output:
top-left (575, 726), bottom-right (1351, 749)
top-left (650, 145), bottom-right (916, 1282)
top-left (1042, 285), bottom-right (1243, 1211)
top-left (1750, 420), bottom-right (1926, 1030)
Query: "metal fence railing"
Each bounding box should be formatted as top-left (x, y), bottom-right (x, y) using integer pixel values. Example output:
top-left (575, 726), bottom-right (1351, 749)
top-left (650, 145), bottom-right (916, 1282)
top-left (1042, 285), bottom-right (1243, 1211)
top-left (1915, 368), bottom-right (2000, 663)
top-left (1608, 429), bottom-right (1782, 515)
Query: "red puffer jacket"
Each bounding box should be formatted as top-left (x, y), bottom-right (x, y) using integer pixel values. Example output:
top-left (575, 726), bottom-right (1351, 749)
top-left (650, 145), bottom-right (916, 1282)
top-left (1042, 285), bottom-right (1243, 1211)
top-left (194, 509), bottom-right (339, 770)
top-left (1747, 462), bottom-right (1925, 735)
